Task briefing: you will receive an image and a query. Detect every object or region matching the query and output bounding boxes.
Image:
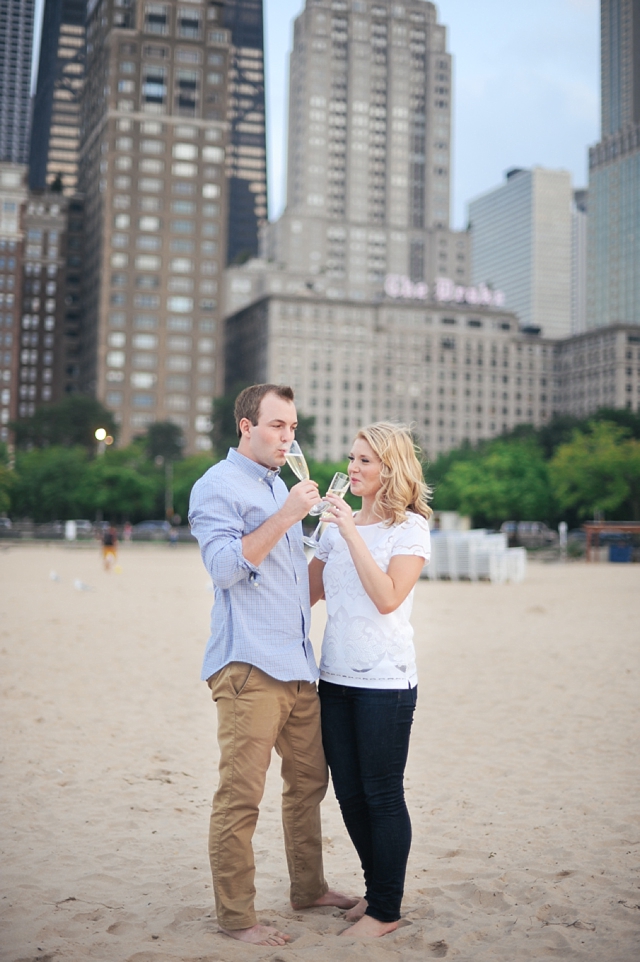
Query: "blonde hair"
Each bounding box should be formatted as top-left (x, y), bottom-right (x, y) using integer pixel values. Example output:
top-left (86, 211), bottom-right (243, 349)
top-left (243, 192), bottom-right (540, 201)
top-left (354, 421), bottom-right (433, 526)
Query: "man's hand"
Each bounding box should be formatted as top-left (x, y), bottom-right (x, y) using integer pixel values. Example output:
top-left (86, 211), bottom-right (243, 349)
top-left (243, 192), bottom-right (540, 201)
top-left (281, 480), bottom-right (321, 524)
top-left (241, 480), bottom-right (320, 568)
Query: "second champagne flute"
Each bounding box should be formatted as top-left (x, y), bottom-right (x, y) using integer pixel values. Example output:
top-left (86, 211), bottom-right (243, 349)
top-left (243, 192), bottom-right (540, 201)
top-left (308, 471), bottom-right (350, 516)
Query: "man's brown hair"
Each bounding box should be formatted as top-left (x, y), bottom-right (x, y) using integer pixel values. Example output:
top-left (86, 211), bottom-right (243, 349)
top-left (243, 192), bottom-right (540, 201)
top-left (234, 384), bottom-right (295, 438)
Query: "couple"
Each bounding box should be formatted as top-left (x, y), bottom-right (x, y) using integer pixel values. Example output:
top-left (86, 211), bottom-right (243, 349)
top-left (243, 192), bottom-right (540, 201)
top-left (189, 384), bottom-right (432, 946)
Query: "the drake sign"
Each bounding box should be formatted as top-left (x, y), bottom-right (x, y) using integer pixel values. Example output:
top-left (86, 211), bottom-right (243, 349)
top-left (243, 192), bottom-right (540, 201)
top-left (384, 274), bottom-right (505, 308)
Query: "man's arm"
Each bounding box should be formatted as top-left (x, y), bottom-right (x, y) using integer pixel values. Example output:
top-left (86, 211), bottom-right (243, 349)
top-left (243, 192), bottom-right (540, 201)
top-left (189, 474), bottom-right (319, 587)
top-left (241, 480), bottom-right (319, 566)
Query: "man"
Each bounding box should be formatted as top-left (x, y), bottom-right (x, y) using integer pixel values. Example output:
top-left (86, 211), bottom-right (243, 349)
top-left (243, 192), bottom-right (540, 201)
top-left (189, 384), bottom-right (355, 946)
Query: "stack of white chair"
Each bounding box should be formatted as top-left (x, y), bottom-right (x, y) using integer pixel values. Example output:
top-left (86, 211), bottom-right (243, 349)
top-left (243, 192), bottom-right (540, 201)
top-left (423, 530), bottom-right (527, 584)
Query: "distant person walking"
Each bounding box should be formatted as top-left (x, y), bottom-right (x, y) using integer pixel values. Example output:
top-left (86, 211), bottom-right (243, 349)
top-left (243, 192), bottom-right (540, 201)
top-left (189, 383), bottom-right (357, 947)
top-left (101, 525), bottom-right (118, 571)
top-left (309, 422), bottom-right (432, 938)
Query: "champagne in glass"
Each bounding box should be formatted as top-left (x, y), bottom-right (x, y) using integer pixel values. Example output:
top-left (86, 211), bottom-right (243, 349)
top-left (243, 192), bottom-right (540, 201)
top-left (285, 440), bottom-right (310, 481)
top-left (285, 440), bottom-right (318, 550)
top-left (309, 471), bottom-right (350, 516)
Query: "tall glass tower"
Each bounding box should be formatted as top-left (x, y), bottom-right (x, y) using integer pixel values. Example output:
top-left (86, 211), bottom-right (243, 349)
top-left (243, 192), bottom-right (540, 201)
top-left (29, 0), bottom-right (86, 195)
top-left (0, 0), bottom-right (36, 164)
top-left (223, 0), bottom-right (268, 265)
top-left (587, 0), bottom-right (640, 328)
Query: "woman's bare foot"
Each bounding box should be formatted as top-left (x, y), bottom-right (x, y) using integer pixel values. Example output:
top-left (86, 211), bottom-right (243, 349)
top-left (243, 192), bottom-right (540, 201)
top-left (340, 914), bottom-right (399, 938)
top-left (218, 923), bottom-right (291, 946)
top-left (344, 897), bottom-right (367, 922)
top-left (291, 889), bottom-right (359, 910)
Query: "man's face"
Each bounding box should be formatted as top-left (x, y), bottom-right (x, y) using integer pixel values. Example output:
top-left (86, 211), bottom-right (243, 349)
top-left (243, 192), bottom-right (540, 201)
top-left (238, 393), bottom-right (298, 469)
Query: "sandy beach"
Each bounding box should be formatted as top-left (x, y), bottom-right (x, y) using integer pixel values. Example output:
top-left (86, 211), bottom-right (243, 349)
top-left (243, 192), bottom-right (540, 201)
top-left (0, 542), bottom-right (638, 962)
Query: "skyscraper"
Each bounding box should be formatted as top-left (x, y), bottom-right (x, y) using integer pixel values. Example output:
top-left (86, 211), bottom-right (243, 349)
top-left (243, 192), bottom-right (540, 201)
top-left (267, 0), bottom-right (469, 298)
top-left (587, 0), bottom-right (640, 328)
top-left (0, 0), bottom-right (36, 164)
top-left (223, 0), bottom-right (267, 265)
top-left (78, 0), bottom-right (231, 452)
top-left (29, 0), bottom-right (86, 195)
top-left (468, 167), bottom-right (573, 339)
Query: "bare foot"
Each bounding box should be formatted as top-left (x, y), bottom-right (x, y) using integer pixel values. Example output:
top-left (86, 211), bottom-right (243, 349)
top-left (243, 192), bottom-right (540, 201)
top-left (291, 888), bottom-right (359, 910)
top-left (218, 923), bottom-right (291, 946)
top-left (340, 914), bottom-right (399, 938)
top-left (344, 897), bottom-right (367, 922)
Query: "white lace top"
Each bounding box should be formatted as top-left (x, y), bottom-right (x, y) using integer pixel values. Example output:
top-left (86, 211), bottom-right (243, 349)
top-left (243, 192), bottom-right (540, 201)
top-left (315, 512), bottom-right (431, 689)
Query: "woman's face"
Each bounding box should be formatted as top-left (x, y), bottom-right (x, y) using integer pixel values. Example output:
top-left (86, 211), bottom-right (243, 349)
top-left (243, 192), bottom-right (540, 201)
top-left (348, 437), bottom-right (383, 499)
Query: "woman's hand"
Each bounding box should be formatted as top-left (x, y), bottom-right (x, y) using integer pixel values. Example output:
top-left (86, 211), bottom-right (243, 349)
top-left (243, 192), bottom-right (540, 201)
top-left (323, 493), bottom-right (357, 540)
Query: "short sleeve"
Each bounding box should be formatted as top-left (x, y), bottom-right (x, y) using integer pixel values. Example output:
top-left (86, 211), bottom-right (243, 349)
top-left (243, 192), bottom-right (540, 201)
top-left (390, 514), bottom-right (431, 562)
top-left (314, 522), bottom-right (335, 563)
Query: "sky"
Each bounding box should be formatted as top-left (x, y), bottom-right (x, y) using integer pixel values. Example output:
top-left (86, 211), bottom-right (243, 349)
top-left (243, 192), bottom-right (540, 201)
top-left (265, 0), bottom-right (600, 228)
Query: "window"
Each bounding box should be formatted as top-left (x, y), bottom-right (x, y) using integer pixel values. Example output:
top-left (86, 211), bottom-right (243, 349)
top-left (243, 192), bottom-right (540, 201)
top-left (132, 333), bottom-right (158, 350)
top-left (167, 296), bottom-right (193, 312)
top-left (172, 162), bottom-right (197, 177)
top-left (166, 355), bottom-right (192, 371)
top-left (114, 214), bottom-right (130, 229)
top-left (172, 200), bottom-right (195, 213)
top-left (176, 48), bottom-right (202, 64)
top-left (168, 335), bottom-right (192, 352)
top-left (131, 372), bottom-right (157, 388)
top-left (175, 69), bottom-right (199, 116)
top-left (136, 235), bottom-right (161, 250)
top-left (139, 178), bottom-right (163, 192)
top-left (144, 3), bottom-right (168, 35)
top-left (140, 158), bottom-right (164, 173)
top-left (135, 255), bottom-right (161, 270)
top-left (171, 219), bottom-right (194, 233)
top-left (170, 257), bottom-right (193, 272)
top-left (142, 65), bottom-right (167, 104)
top-left (173, 142), bottom-right (198, 160)
top-left (202, 146), bottom-right (223, 163)
top-left (133, 393), bottom-right (156, 408)
top-left (139, 216), bottom-right (160, 230)
top-left (178, 6), bottom-right (202, 39)
top-left (141, 139), bottom-right (164, 153)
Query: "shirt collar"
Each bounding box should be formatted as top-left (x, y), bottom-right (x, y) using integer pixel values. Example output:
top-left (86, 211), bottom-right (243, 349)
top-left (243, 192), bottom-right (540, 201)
top-left (227, 447), bottom-right (281, 487)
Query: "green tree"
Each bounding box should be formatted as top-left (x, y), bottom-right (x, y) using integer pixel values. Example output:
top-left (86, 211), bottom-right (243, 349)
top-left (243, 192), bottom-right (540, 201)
top-left (550, 421), bottom-right (640, 520)
top-left (12, 446), bottom-right (90, 521)
top-left (435, 440), bottom-right (553, 526)
top-left (173, 453), bottom-right (219, 520)
top-left (144, 421), bottom-right (184, 462)
top-left (11, 396), bottom-right (118, 452)
top-left (78, 457), bottom-right (159, 521)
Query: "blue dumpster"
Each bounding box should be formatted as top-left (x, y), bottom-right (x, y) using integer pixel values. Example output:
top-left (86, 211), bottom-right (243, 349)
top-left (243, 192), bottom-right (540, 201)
top-left (609, 544), bottom-right (633, 563)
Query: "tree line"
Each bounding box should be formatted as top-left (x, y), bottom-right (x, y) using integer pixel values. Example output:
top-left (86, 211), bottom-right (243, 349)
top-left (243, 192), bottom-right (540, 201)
top-left (1, 395), bottom-right (639, 527)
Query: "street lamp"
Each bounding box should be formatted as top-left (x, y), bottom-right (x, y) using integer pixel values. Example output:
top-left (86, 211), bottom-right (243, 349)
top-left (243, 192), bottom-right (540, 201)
top-left (95, 427), bottom-right (107, 455)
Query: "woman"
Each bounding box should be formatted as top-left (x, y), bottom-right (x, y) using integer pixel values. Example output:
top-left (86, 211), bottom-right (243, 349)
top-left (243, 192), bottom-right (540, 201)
top-left (309, 422), bottom-right (432, 938)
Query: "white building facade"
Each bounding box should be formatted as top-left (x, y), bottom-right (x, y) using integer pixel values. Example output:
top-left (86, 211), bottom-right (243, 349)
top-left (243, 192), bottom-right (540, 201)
top-left (468, 167), bottom-right (573, 340)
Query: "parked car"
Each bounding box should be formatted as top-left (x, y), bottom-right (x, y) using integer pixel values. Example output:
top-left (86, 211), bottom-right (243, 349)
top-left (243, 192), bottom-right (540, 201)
top-left (500, 521), bottom-right (558, 548)
top-left (71, 519), bottom-right (94, 537)
top-left (132, 520), bottom-right (171, 541)
top-left (0, 517), bottom-right (11, 530)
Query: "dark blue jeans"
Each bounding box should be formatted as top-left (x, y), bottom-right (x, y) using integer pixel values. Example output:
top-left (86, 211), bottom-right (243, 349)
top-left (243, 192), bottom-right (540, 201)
top-left (318, 680), bottom-right (417, 923)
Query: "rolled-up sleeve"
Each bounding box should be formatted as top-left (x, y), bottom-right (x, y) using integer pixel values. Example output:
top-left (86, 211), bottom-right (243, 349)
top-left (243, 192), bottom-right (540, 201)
top-left (189, 475), bottom-right (259, 590)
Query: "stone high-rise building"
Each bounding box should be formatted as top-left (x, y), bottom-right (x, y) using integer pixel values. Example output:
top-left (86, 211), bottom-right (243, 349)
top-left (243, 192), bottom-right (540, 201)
top-left (0, 163), bottom-right (27, 442)
top-left (29, 0), bottom-right (86, 195)
top-left (266, 0), bottom-right (469, 298)
top-left (0, 0), bottom-right (36, 165)
top-left (78, 0), bottom-right (231, 452)
top-left (587, 0), bottom-right (640, 328)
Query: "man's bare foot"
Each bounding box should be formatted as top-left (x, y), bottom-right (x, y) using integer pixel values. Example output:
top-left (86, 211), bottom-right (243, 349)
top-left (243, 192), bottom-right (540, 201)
top-left (218, 923), bottom-right (291, 946)
top-left (340, 914), bottom-right (399, 938)
top-left (344, 897), bottom-right (367, 922)
top-left (291, 888), bottom-right (359, 910)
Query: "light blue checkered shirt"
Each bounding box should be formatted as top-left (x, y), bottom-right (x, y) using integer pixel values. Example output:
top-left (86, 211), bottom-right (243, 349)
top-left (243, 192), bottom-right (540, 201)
top-left (189, 448), bottom-right (318, 683)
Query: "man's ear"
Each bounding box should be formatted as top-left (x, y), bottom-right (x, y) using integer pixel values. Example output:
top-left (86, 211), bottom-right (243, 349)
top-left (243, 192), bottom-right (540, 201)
top-left (238, 417), bottom-right (252, 439)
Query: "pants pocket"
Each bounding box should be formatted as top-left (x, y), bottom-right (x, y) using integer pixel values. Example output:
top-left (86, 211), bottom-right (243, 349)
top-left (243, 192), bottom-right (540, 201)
top-left (227, 662), bottom-right (254, 698)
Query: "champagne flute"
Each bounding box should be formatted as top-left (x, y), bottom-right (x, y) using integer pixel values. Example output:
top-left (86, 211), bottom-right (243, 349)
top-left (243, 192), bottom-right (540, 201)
top-left (285, 440), bottom-right (320, 549)
top-left (285, 439), bottom-right (310, 481)
top-left (309, 471), bottom-right (350, 516)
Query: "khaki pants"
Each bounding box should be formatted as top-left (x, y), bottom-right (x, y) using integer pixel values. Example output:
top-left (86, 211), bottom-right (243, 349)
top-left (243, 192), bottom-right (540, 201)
top-left (208, 662), bottom-right (329, 930)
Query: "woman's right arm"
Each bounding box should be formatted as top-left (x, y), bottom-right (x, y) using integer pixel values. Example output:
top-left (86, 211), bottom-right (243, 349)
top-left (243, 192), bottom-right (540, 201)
top-left (308, 557), bottom-right (326, 606)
